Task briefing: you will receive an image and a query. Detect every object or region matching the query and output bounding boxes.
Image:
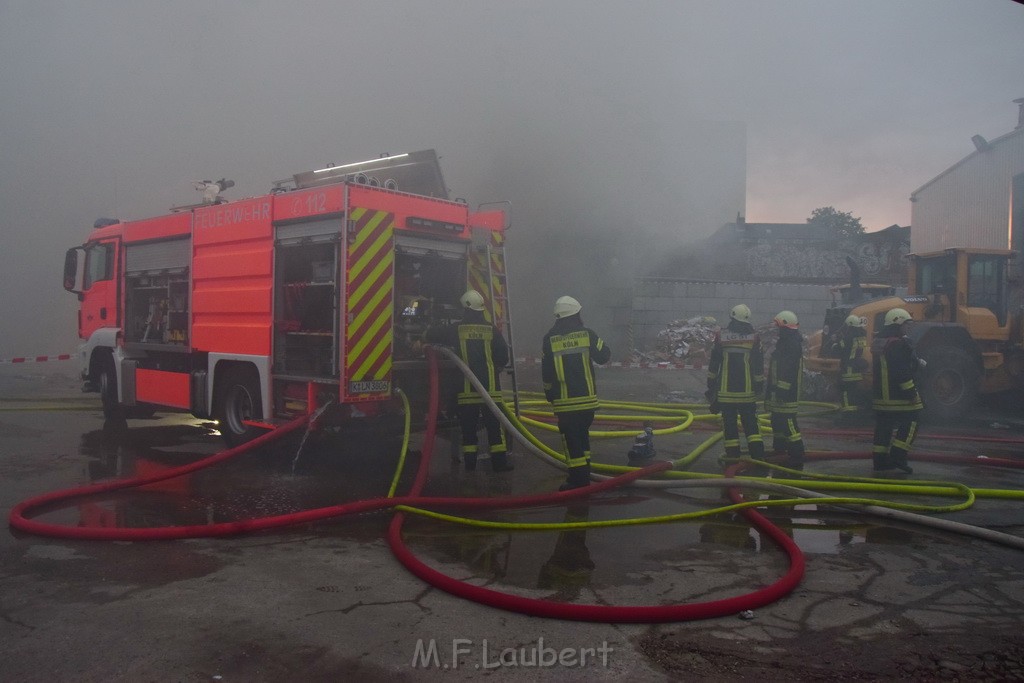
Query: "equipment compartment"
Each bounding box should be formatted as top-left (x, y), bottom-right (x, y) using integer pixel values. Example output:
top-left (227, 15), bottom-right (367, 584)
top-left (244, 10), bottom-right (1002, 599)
top-left (274, 242), bottom-right (338, 377)
top-left (125, 271), bottom-right (190, 345)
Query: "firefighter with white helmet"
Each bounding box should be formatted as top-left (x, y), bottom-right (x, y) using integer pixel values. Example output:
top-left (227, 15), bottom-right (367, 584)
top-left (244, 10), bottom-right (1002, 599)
top-left (870, 307), bottom-right (922, 474)
top-left (542, 295), bottom-right (611, 490)
top-left (707, 303), bottom-right (766, 467)
top-left (829, 313), bottom-right (869, 418)
top-left (553, 295), bottom-right (583, 319)
top-left (460, 289), bottom-right (486, 311)
top-left (427, 289), bottom-right (513, 473)
top-left (766, 311), bottom-right (806, 471)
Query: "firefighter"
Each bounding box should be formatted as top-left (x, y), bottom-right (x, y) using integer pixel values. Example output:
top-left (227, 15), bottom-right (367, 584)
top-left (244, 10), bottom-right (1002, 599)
top-left (541, 295), bottom-right (612, 491)
top-left (427, 289), bottom-right (513, 473)
top-left (765, 310), bottom-right (806, 471)
top-left (832, 313), bottom-right (869, 418)
top-left (871, 307), bottom-right (923, 474)
top-left (707, 304), bottom-right (766, 467)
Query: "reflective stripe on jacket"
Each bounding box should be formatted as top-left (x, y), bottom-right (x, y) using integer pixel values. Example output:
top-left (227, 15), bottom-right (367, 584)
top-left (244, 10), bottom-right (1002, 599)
top-left (871, 328), bottom-right (923, 412)
top-left (428, 310), bottom-right (509, 405)
top-left (708, 321), bottom-right (764, 403)
top-left (839, 328), bottom-right (867, 382)
top-left (542, 320), bottom-right (611, 413)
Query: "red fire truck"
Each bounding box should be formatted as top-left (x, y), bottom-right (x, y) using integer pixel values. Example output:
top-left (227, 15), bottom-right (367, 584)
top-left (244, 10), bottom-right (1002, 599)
top-left (63, 150), bottom-right (513, 444)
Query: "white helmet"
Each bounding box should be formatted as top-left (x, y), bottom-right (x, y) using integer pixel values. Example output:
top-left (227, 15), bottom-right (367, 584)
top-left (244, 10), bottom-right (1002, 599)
top-left (460, 289), bottom-right (485, 311)
top-left (730, 304), bottom-right (751, 323)
top-left (773, 310), bottom-right (799, 329)
top-left (554, 295), bottom-right (582, 318)
top-left (884, 307), bottom-right (912, 326)
top-left (845, 314), bottom-right (867, 328)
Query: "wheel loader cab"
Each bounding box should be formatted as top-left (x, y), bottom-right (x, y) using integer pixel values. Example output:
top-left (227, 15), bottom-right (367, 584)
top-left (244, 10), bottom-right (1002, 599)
top-left (909, 248), bottom-right (1014, 343)
top-left (810, 247), bottom-right (1022, 421)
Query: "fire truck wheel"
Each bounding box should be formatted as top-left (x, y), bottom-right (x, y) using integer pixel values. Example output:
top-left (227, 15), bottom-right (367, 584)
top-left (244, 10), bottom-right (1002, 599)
top-left (218, 366), bottom-right (263, 446)
top-left (98, 355), bottom-right (124, 421)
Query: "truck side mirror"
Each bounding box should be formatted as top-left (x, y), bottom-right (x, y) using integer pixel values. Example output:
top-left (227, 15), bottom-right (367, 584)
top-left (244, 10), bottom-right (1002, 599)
top-left (63, 247), bottom-right (84, 294)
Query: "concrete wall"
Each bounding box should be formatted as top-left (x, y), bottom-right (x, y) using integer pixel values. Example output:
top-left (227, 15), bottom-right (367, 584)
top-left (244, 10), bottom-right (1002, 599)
top-left (628, 278), bottom-right (834, 354)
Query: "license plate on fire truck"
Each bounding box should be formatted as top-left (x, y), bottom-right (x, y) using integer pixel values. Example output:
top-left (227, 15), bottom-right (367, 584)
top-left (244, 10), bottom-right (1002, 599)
top-left (349, 380), bottom-right (391, 394)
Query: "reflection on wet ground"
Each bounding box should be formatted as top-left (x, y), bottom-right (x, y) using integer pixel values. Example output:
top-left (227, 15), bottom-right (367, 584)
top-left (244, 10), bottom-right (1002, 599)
top-left (38, 417), bottom-right (415, 541)
top-left (32, 406), bottom-right (1023, 607)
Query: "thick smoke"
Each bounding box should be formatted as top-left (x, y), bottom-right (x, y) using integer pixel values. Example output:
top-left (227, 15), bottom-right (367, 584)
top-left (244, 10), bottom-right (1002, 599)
top-left (0, 1), bottom-right (1022, 359)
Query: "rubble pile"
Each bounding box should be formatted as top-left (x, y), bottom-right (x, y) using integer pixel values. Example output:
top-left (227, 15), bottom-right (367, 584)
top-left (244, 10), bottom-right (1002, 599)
top-left (636, 316), bottom-right (718, 365)
top-left (637, 315), bottom-right (832, 401)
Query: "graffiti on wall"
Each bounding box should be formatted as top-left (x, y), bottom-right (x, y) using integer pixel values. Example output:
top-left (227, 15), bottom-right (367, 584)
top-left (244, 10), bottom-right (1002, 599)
top-left (743, 236), bottom-right (909, 284)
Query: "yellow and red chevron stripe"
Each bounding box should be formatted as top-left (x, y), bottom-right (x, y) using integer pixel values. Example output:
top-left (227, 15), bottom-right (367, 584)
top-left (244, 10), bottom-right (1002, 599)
top-left (344, 208), bottom-right (395, 398)
top-left (488, 231), bottom-right (507, 327)
top-left (466, 230), bottom-right (506, 328)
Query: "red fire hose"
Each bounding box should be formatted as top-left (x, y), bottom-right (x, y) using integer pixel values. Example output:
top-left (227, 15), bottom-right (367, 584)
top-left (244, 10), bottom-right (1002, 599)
top-left (384, 349), bottom-right (805, 622)
top-left (9, 348), bottom-right (806, 621)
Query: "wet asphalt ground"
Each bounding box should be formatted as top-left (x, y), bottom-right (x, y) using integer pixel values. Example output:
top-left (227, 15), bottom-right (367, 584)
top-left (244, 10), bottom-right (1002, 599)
top-left (2, 361), bottom-right (1024, 681)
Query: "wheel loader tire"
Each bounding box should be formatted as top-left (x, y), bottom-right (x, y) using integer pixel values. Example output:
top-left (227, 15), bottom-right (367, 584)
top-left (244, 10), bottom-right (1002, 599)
top-left (919, 345), bottom-right (980, 421)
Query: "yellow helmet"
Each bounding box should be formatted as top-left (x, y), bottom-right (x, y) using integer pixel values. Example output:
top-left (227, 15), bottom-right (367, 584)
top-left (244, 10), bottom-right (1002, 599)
top-left (773, 310), bottom-right (799, 329)
top-left (729, 304), bottom-right (751, 323)
top-left (554, 295), bottom-right (583, 318)
top-left (844, 314), bottom-right (867, 328)
top-left (884, 307), bottom-right (912, 326)
top-left (460, 289), bottom-right (485, 311)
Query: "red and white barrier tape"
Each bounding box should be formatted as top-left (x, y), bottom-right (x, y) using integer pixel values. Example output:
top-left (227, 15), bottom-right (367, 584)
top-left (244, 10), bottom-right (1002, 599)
top-left (3, 353), bottom-right (699, 370)
top-left (0, 354), bottom-right (72, 365)
top-left (516, 357), bottom-right (703, 371)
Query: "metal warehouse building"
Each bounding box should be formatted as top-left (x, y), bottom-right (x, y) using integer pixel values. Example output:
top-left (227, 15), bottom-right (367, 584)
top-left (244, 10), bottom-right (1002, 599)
top-left (910, 98), bottom-right (1024, 262)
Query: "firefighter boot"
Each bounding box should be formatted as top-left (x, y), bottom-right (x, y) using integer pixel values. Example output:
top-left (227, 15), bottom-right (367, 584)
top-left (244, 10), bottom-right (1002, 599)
top-left (490, 451), bottom-right (514, 473)
top-left (767, 448), bottom-right (787, 465)
top-left (559, 464), bottom-right (591, 492)
top-left (872, 447), bottom-right (894, 474)
top-left (746, 440), bottom-right (768, 477)
top-left (719, 444), bottom-right (742, 470)
top-left (787, 441), bottom-right (806, 478)
top-left (463, 450), bottom-right (478, 472)
top-left (890, 446), bottom-right (913, 475)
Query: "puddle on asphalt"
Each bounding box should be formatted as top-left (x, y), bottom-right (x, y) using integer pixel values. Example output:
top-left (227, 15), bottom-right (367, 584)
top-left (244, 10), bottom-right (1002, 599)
top-left (398, 486), bottom-right (934, 597)
top-left (32, 418), bottom-right (414, 540)
top-left (34, 417), bottom-right (941, 594)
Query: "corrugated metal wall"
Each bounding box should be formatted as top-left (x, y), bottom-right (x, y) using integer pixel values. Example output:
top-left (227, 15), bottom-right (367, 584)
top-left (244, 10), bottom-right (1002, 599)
top-left (911, 129), bottom-right (1024, 254)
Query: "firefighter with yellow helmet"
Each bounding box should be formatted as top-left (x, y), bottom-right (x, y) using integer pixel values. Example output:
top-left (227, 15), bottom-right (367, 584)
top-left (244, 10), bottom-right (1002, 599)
top-left (707, 304), bottom-right (766, 466)
top-left (870, 307), bottom-right (923, 474)
top-left (541, 295), bottom-right (612, 490)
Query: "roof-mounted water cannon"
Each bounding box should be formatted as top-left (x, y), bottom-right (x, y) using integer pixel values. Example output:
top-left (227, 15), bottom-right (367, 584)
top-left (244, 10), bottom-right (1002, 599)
top-left (193, 178), bottom-right (234, 204)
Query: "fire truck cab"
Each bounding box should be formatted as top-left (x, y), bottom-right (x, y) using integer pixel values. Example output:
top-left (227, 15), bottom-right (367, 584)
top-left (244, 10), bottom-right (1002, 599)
top-left (63, 150), bottom-right (511, 444)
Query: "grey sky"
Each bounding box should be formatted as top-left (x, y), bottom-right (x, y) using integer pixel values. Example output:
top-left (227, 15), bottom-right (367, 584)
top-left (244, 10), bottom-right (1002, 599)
top-left (1, 0), bottom-right (1022, 358)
